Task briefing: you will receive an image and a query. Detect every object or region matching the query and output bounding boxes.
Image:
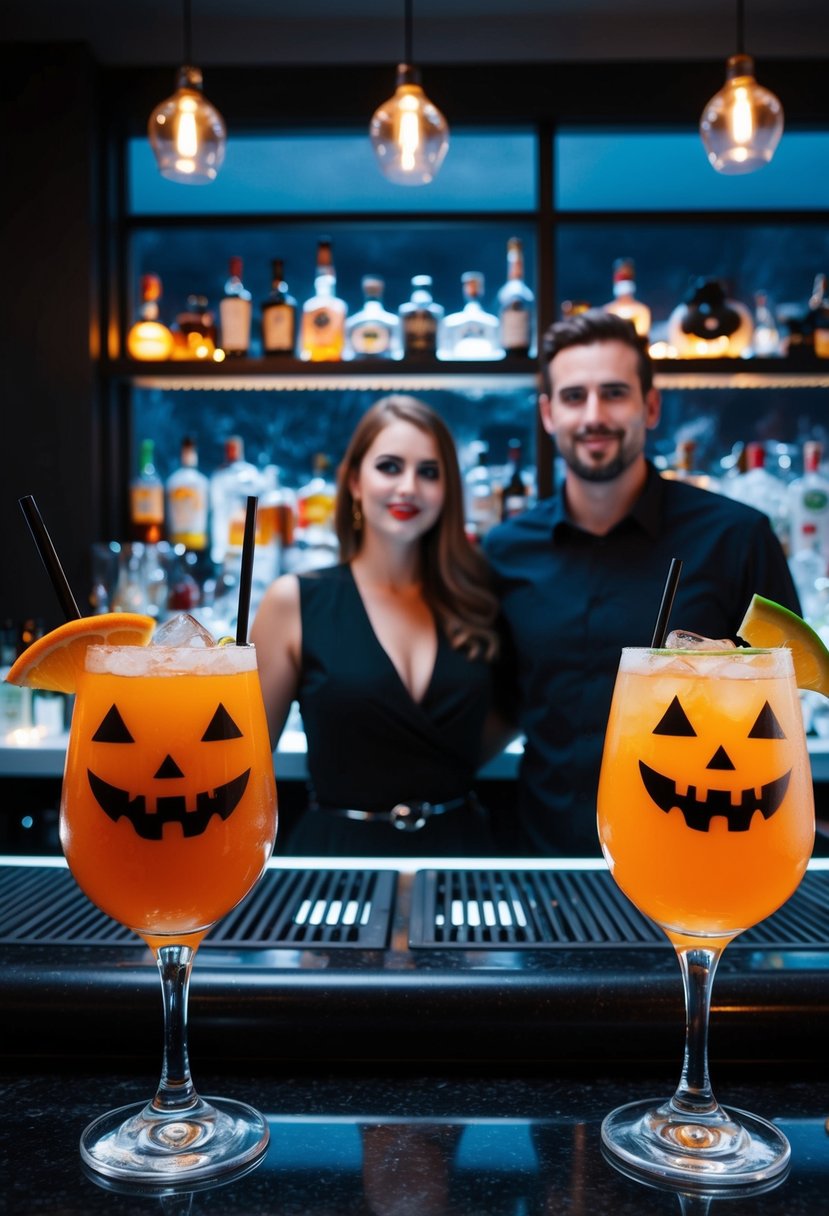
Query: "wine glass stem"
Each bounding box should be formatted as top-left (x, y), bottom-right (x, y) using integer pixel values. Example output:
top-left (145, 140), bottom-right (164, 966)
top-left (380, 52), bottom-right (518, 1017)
top-left (671, 945), bottom-right (724, 1119)
top-left (151, 943), bottom-right (199, 1114)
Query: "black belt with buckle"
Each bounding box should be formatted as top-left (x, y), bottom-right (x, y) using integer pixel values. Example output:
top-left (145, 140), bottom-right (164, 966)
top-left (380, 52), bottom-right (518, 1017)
top-left (319, 794), bottom-right (473, 833)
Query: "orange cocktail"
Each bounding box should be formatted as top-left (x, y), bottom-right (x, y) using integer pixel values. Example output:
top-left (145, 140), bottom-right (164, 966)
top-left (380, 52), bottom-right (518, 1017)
top-left (60, 642), bottom-right (277, 949)
top-left (597, 647), bottom-right (814, 942)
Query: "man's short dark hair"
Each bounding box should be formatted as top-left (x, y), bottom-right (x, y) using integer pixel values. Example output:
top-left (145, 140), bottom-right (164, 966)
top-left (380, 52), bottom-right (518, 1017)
top-left (541, 309), bottom-right (654, 396)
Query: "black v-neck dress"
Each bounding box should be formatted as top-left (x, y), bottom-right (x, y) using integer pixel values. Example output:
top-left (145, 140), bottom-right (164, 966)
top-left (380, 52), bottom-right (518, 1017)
top-left (287, 563), bottom-right (494, 856)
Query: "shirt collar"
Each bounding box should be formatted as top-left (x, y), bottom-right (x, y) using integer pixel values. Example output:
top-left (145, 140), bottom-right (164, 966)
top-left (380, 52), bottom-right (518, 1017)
top-left (551, 459), bottom-right (663, 541)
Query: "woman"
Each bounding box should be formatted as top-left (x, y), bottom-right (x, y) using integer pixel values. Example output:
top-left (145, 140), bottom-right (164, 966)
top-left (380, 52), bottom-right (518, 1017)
top-left (251, 394), bottom-right (503, 856)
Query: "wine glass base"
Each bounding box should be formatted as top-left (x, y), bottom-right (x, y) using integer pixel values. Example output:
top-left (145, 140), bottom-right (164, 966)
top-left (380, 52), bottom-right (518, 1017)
top-left (601, 1098), bottom-right (790, 1189)
top-left (79, 1095), bottom-right (270, 1184)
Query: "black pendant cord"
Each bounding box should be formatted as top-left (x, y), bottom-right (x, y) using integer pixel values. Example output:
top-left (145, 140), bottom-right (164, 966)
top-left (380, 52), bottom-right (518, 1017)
top-left (736, 0), bottom-right (745, 54)
top-left (183, 0), bottom-right (193, 65)
top-left (404, 0), bottom-right (413, 64)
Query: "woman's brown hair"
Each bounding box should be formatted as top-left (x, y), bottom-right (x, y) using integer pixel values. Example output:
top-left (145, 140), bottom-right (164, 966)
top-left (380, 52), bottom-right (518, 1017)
top-left (335, 395), bottom-right (499, 660)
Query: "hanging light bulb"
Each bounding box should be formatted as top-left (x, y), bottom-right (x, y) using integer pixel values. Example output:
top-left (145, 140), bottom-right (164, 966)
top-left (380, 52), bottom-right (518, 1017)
top-left (369, 0), bottom-right (449, 186)
top-left (699, 0), bottom-right (783, 175)
top-left (148, 0), bottom-right (226, 184)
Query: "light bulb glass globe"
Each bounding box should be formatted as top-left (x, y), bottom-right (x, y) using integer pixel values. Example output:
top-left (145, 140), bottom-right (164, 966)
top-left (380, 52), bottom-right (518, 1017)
top-left (369, 64), bottom-right (449, 186)
top-left (148, 65), bottom-right (227, 185)
top-left (699, 54), bottom-right (784, 175)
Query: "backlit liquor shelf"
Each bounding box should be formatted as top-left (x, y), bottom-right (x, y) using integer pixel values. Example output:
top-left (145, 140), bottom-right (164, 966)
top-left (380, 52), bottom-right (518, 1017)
top-left (115, 355), bottom-right (829, 392)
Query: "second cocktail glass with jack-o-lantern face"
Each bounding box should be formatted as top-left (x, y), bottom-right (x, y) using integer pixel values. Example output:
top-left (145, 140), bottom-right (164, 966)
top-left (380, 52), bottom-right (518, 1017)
top-left (597, 646), bottom-right (814, 1189)
top-left (60, 638), bottom-right (278, 1185)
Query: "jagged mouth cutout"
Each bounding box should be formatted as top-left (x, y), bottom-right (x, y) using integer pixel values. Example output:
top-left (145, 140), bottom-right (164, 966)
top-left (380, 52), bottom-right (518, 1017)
top-left (85, 699), bottom-right (251, 840)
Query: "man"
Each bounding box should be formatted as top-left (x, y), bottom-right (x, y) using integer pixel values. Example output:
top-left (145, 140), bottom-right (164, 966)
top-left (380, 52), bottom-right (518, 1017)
top-left (484, 310), bottom-right (800, 857)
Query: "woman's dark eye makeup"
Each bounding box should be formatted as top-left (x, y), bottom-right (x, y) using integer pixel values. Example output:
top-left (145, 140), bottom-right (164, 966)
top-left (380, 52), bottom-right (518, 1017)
top-left (373, 455), bottom-right (441, 480)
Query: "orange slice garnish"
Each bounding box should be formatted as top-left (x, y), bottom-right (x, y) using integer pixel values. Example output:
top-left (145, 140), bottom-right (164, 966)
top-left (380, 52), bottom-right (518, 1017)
top-left (5, 613), bottom-right (155, 694)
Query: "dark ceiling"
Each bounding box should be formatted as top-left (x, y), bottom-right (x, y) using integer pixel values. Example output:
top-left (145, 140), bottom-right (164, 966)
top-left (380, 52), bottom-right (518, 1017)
top-left (3, 0), bottom-right (828, 67)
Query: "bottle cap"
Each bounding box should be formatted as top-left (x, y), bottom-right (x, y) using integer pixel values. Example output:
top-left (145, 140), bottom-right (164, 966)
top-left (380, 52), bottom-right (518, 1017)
top-left (229, 256), bottom-right (243, 278)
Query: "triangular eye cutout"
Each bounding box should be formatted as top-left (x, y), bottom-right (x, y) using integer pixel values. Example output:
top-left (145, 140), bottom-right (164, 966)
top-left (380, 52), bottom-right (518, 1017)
top-left (92, 704), bottom-right (134, 743)
top-left (202, 703), bottom-right (243, 742)
top-left (748, 701), bottom-right (786, 740)
top-left (653, 696), bottom-right (697, 737)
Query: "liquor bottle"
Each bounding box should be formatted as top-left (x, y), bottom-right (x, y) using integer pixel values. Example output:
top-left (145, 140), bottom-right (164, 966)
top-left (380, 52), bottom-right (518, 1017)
top-left (464, 443), bottom-right (500, 538)
top-left (789, 523), bottom-right (826, 622)
top-left (810, 274), bottom-right (829, 359)
top-left (299, 238), bottom-right (347, 362)
top-left (130, 438), bottom-right (164, 544)
top-left (346, 275), bottom-right (400, 359)
top-left (750, 290), bottom-right (782, 358)
top-left (788, 440), bottom-right (829, 558)
top-left (172, 294), bottom-right (217, 360)
top-left (399, 275), bottom-right (444, 358)
top-left (500, 438), bottom-right (529, 520)
top-left (219, 256), bottom-right (252, 357)
top-left (126, 274), bottom-right (174, 361)
top-left (668, 277), bottom-right (753, 359)
top-left (441, 272), bottom-right (502, 361)
top-left (165, 436), bottom-right (209, 552)
top-left (660, 439), bottom-right (719, 493)
top-left (497, 237), bottom-right (535, 357)
top-left (296, 454), bottom-right (336, 534)
top-left (725, 440), bottom-right (790, 551)
top-left (604, 257), bottom-right (651, 340)
top-left (261, 259), bottom-right (297, 356)
top-left (209, 435), bottom-right (262, 565)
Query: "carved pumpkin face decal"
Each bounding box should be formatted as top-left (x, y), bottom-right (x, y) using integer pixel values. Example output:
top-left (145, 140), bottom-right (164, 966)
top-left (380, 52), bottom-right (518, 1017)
top-left (87, 700), bottom-right (251, 840)
top-left (639, 694), bottom-right (792, 833)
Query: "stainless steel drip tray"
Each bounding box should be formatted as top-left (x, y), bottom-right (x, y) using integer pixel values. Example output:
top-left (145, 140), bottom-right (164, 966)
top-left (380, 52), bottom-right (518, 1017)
top-left (0, 863), bottom-right (396, 950)
top-left (408, 867), bottom-right (829, 951)
top-left (3, 857), bottom-right (829, 1066)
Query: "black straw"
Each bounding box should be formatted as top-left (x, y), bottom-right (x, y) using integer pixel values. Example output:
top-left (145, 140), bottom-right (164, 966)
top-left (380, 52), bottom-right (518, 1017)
top-left (18, 495), bottom-right (82, 621)
top-left (235, 496), bottom-right (258, 646)
top-left (651, 557), bottom-right (683, 648)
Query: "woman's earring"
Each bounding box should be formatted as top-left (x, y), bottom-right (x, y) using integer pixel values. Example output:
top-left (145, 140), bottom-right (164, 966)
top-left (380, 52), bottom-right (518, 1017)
top-left (352, 499), bottom-right (363, 532)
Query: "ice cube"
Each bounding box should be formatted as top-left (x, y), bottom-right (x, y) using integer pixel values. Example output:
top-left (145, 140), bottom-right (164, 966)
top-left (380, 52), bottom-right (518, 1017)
top-left (151, 612), bottom-right (216, 648)
top-left (664, 629), bottom-right (736, 651)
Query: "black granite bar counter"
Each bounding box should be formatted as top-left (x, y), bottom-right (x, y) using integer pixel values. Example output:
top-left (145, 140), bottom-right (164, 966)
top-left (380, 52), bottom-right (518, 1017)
top-left (2, 1069), bottom-right (828, 1214)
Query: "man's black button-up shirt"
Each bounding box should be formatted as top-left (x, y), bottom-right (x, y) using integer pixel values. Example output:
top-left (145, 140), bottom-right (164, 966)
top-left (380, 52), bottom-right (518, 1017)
top-left (484, 462), bottom-right (801, 857)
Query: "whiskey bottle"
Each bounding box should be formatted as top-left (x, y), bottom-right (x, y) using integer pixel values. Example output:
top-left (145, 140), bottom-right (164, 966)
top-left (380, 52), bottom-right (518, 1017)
top-left (500, 438), bottom-right (529, 519)
top-left (126, 274), bottom-right (174, 361)
top-left (165, 436), bottom-right (209, 552)
top-left (130, 438), bottom-right (165, 544)
top-left (604, 257), bottom-right (651, 340)
top-left (346, 275), bottom-right (400, 359)
top-left (261, 259), bottom-right (297, 356)
top-left (300, 238), bottom-right (347, 362)
top-left (219, 257), bottom-right (252, 357)
top-left (399, 275), bottom-right (443, 358)
top-left (496, 238), bottom-right (534, 356)
top-left (441, 272), bottom-right (502, 360)
top-left (172, 294), bottom-right (217, 361)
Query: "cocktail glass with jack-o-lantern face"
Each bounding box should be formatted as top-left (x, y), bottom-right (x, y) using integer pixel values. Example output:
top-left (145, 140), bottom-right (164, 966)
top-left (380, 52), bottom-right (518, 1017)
top-left (597, 646), bottom-right (814, 1189)
top-left (60, 636), bottom-right (278, 1185)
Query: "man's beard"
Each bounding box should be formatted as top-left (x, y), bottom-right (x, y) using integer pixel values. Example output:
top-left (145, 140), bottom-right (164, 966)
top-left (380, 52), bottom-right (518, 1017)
top-left (559, 428), bottom-right (636, 483)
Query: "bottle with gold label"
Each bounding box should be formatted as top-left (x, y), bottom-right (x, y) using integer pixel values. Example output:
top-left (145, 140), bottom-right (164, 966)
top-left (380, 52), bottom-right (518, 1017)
top-left (604, 257), bottom-right (651, 340)
top-left (130, 439), bottom-right (164, 544)
top-left (300, 239), bottom-right (347, 361)
top-left (165, 437), bottom-right (209, 551)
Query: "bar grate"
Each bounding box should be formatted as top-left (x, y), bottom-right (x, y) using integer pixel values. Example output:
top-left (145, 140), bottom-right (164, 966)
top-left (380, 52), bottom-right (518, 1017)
top-left (408, 868), bottom-right (829, 949)
top-left (0, 865), bottom-right (396, 950)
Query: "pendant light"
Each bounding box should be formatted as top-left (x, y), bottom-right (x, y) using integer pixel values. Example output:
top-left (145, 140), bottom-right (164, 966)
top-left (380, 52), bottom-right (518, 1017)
top-left (148, 0), bottom-right (227, 185)
top-left (699, 0), bottom-right (784, 175)
top-left (369, 0), bottom-right (449, 186)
